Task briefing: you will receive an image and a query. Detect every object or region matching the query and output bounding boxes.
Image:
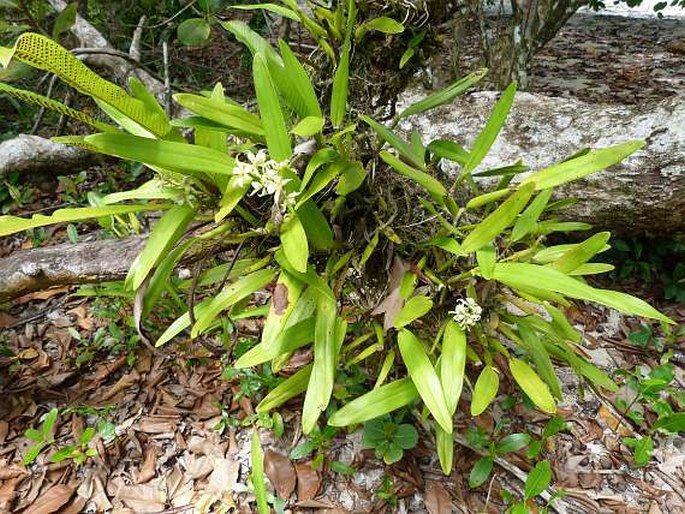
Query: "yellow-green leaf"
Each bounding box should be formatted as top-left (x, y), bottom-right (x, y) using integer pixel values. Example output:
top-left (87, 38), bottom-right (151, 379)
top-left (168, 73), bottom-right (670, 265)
top-left (253, 53), bottom-right (291, 161)
top-left (398, 329), bottom-right (453, 433)
top-left (549, 232), bottom-right (610, 274)
top-left (462, 182), bottom-right (535, 254)
top-left (471, 366), bottom-right (499, 416)
top-left (328, 378), bottom-right (418, 426)
top-left (436, 425), bottom-right (454, 475)
top-left (256, 364), bottom-right (312, 412)
top-left (441, 321), bottom-right (467, 415)
top-left (280, 213), bottom-right (309, 273)
top-left (522, 141), bottom-right (645, 189)
top-left (509, 358), bottom-right (557, 414)
top-left (393, 295), bottom-right (433, 328)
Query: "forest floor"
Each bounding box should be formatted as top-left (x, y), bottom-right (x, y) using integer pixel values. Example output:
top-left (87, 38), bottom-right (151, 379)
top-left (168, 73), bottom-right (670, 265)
top-left (0, 11), bottom-right (684, 514)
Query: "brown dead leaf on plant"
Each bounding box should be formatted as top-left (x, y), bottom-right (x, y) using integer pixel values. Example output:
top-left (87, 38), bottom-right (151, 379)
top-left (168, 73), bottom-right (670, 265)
top-left (264, 448), bottom-right (296, 500)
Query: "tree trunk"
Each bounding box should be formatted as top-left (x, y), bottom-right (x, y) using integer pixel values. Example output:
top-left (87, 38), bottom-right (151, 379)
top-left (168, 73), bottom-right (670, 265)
top-left (469, 0), bottom-right (586, 89)
top-left (398, 89), bottom-right (685, 236)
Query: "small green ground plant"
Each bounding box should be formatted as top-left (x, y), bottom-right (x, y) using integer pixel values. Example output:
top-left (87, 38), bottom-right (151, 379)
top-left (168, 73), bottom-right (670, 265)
top-left (0, 0), bottom-right (675, 490)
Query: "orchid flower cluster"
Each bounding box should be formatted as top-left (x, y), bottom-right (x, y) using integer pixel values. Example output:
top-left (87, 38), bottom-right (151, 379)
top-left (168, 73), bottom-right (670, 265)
top-left (449, 297), bottom-right (483, 330)
top-left (233, 149), bottom-right (299, 209)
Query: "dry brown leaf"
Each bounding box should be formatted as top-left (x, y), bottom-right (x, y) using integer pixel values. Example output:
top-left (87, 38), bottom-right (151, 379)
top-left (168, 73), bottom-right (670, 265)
top-left (371, 256), bottom-right (411, 331)
top-left (295, 461), bottom-right (321, 502)
top-left (0, 421), bottom-right (8, 444)
top-left (135, 417), bottom-right (177, 435)
top-left (115, 477), bottom-right (166, 513)
top-left (205, 457), bottom-right (240, 496)
top-left (102, 368), bottom-right (141, 400)
top-left (598, 405), bottom-right (632, 437)
top-left (16, 286), bottom-right (70, 304)
top-left (0, 312), bottom-right (17, 329)
top-left (264, 449), bottom-right (296, 500)
top-left (425, 480), bottom-right (452, 514)
top-left (0, 477), bottom-right (21, 511)
top-left (0, 464), bottom-right (28, 480)
top-left (187, 454), bottom-right (214, 480)
top-left (27, 483), bottom-right (77, 514)
top-left (134, 443), bottom-right (158, 484)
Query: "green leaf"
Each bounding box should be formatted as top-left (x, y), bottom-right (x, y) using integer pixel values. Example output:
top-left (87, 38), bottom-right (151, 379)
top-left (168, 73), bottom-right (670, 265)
top-left (398, 69), bottom-right (487, 119)
top-left (441, 321), bottom-right (467, 415)
top-left (0, 203), bottom-right (167, 237)
top-left (296, 200), bottom-right (334, 250)
top-left (436, 425), bottom-right (454, 475)
top-left (623, 436), bottom-right (653, 467)
top-left (462, 82), bottom-right (516, 174)
top-left (125, 204), bottom-right (196, 291)
top-left (495, 433), bottom-right (531, 454)
top-left (177, 18), bottom-right (211, 46)
top-left (518, 320), bottom-right (562, 398)
top-left (524, 461), bottom-right (552, 499)
top-left (652, 413), bottom-right (685, 433)
top-left (398, 329), bottom-right (453, 433)
top-left (509, 358), bottom-right (557, 414)
top-left (466, 188), bottom-right (512, 210)
top-left (549, 232), bottom-right (611, 274)
top-left (362, 116), bottom-right (424, 169)
top-left (476, 243), bottom-right (496, 280)
top-left (471, 366), bottom-right (499, 416)
top-left (256, 364), bottom-right (312, 412)
top-left (356, 16), bottom-right (404, 39)
top-left (291, 116), bottom-right (324, 137)
top-left (469, 457), bottom-right (493, 488)
top-left (301, 148), bottom-right (339, 189)
top-left (50, 447), bottom-right (75, 463)
top-left (330, 38), bottom-right (350, 127)
top-left (511, 188), bottom-right (553, 241)
top-left (336, 160), bottom-right (367, 196)
top-left (493, 263), bottom-right (673, 324)
top-left (142, 239), bottom-right (194, 318)
top-left (380, 151), bottom-right (447, 204)
top-left (191, 269), bottom-right (276, 337)
top-left (174, 92), bottom-right (264, 136)
top-left (394, 424), bottom-right (418, 449)
top-left (328, 378), bottom-right (418, 427)
top-left (52, 3), bottom-right (77, 40)
top-left (461, 182), bottom-right (535, 254)
top-left (231, 3), bottom-right (300, 20)
top-left (253, 53), bottom-right (291, 161)
top-left (427, 139), bottom-right (469, 166)
top-left (296, 160), bottom-right (345, 208)
top-left (280, 214), bottom-right (309, 273)
top-left (393, 296), bottom-right (433, 328)
top-left (85, 133), bottom-right (235, 177)
top-left (522, 141), bottom-right (645, 189)
top-left (277, 40), bottom-right (322, 118)
top-left (237, 318), bottom-right (314, 368)
top-left (220, 20), bottom-right (282, 67)
top-left (251, 430), bottom-right (269, 514)
top-left (302, 306), bottom-right (345, 434)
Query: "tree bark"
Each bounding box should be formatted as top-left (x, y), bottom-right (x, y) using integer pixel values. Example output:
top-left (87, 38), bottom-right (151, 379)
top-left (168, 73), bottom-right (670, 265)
top-left (469, 0), bottom-right (586, 89)
top-left (398, 90), bottom-right (685, 236)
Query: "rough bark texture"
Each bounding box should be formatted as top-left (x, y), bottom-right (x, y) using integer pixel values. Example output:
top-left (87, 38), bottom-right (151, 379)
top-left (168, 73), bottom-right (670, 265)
top-left (398, 90), bottom-right (685, 236)
top-left (0, 232), bottom-right (243, 302)
top-left (0, 135), bottom-right (100, 180)
top-left (0, 236), bottom-right (146, 302)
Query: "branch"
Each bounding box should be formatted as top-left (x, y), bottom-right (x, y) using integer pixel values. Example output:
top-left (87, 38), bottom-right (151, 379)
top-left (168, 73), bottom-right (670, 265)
top-left (0, 233), bottom-right (241, 302)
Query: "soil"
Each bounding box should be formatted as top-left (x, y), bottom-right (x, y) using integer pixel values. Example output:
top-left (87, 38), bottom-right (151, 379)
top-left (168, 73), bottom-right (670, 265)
top-left (1, 10), bottom-right (684, 514)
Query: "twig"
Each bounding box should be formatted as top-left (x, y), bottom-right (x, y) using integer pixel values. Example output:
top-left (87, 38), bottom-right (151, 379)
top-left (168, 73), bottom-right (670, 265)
top-left (31, 74), bottom-right (59, 134)
top-left (55, 90), bottom-right (73, 136)
top-left (453, 433), bottom-right (582, 514)
top-left (129, 15), bottom-right (147, 62)
top-left (162, 40), bottom-right (171, 116)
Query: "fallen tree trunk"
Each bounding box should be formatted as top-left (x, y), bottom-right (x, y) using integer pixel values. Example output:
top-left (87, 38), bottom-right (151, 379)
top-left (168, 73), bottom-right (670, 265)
top-left (399, 90), bottom-right (685, 236)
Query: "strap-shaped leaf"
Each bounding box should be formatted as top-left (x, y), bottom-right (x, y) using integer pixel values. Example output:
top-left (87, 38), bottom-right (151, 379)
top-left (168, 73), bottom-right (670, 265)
top-left (522, 140), bottom-right (645, 189)
top-left (549, 231), bottom-right (610, 274)
top-left (253, 53), bottom-right (291, 161)
top-left (330, 37), bottom-right (350, 127)
top-left (398, 329), bottom-right (453, 433)
top-left (471, 366), bottom-right (499, 416)
top-left (461, 182), bottom-right (535, 254)
top-left (85, 133), bottom-right (235, 177)
top-left (441, 321), bottom-right (467, 415)
top-left (126, 203), bottom-right (197, 291)
top-left (277, 40), bottom-right (322, 119)
top-left (0, 203), bottom-right (168, 237)
top-left (173, 92), bottom-right (264, 136)
top-left (256, 364), bottom-right (313, 412)
top-left (7, 33), bottom-right (174, 138)
top-left (280, 214), bottom-right (309, 273)
top-left (380, 151), bottom-right (447, 204)
top-left (0, 82), bottom-right (116, 132)
top-left (328, 378), bottom-right (418, 426)
top-left (493, 263), bottom-right (673, 324)
top-left (509, 358), bottom-right (556, 414)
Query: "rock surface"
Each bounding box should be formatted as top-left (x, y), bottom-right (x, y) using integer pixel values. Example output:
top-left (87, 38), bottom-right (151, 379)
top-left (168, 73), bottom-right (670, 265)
top-left (398, 89), bottom-right (685, 235)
